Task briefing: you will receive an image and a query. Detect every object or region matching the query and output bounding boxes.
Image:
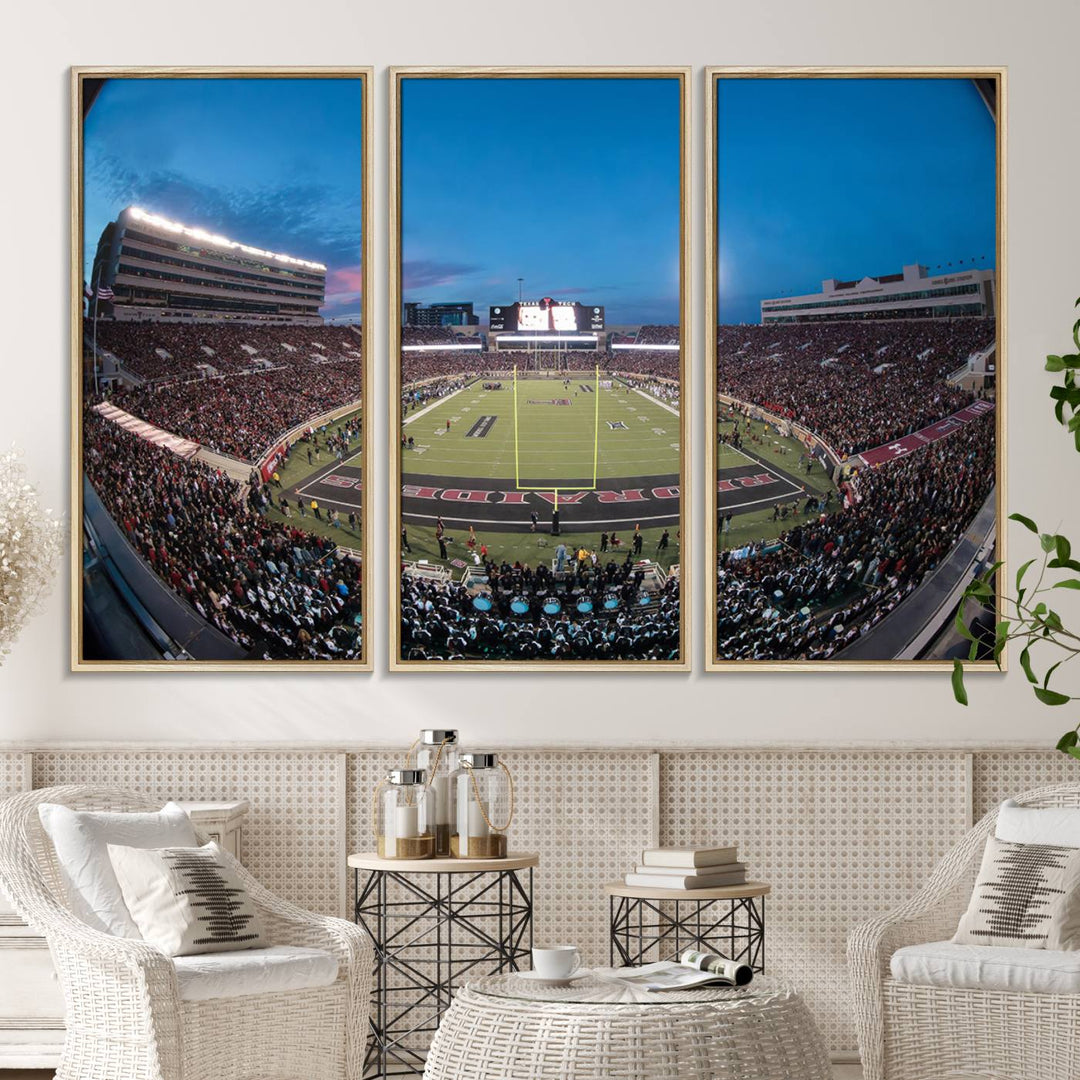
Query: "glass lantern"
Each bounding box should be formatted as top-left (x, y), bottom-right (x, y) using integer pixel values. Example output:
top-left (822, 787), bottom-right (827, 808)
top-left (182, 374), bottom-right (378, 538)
top-left (415, 729), bottom-right (461, 857)
top-left (452, 753), bottom-right (513, 859)
top-left (376, 769), bottom-right (435, 859)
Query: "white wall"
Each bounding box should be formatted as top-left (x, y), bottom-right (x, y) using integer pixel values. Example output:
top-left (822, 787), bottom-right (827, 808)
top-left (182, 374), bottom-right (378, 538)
top-left (2, 0), bottom-right (1078, 748)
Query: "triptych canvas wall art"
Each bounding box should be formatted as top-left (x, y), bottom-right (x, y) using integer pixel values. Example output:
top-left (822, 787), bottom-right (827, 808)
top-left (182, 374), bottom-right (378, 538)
top-left (71, 66), bottom-right (1003, 674)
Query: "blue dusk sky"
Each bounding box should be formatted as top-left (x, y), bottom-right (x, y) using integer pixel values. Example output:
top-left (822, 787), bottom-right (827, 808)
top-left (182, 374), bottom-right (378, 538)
top-left (717, 77), bottom-right (997, 325)
top-left (401, 77), bottom-right (681, 326)
top-left (83, 78), bottom-right (364, 319)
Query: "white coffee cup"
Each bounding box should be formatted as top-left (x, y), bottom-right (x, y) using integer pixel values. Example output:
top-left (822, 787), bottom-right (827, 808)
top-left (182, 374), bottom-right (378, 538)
top-left (532, 945), bottom-right (581, 979)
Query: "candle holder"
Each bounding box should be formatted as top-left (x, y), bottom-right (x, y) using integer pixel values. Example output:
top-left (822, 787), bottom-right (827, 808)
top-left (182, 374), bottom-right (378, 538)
top-left (415, 729), bottom-right (462, 857)
top-left (375, 769), bottom-right (436, 859)
top-left (451, 753), bottom-right (514, 859)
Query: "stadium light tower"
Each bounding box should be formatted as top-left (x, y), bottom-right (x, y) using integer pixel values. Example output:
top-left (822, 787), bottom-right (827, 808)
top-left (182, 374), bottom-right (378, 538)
top-left (517, 277), bottom-right (524, 302)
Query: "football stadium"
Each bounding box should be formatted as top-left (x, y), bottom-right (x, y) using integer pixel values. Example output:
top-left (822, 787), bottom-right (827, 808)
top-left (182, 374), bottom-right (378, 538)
top-left (714, 282), bottom-right (997, 663)
top-left (394, 309), bottom-right (683, 663)
top-left (81, 212), bottom-right (365, 662)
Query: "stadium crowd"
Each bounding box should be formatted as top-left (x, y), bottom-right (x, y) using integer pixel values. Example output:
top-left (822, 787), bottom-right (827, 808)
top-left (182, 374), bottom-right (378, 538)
top-left (634, 324), bottom-right (680, 346)
top-left (91, 320), bottom-right (363, 383)
top-left (715, 412), bottom-right (995, 661)
top-left (83, 411), bottom-right (363, 661)
top-left (104, 356), bottom-right (361, 463)
top-left (400, 556), bottom-right (679, 661)
top-left (717, 319), bottom-right (994, 456)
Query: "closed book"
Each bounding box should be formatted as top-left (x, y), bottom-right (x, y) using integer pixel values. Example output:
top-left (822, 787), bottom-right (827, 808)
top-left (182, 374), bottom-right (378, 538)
top-left (634, 861), bottom-right (746, 878)
top-left (624, 870), bottom-right (748, 890)
top-left (641, 846), bottom-right (737, 869)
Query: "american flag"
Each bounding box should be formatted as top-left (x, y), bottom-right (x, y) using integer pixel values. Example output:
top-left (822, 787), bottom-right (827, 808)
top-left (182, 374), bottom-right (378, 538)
top-left (96, 285), bottom-right (114, 300)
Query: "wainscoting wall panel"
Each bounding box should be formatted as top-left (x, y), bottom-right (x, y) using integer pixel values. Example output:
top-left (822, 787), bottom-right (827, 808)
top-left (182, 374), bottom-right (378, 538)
top-left (659, 751), bottom-right (970, 1052)
top-left (32, 751), bottom-right (343, 916)
top-left (9, 745), bottom-right (1074, 1060)
top-left (346, 750), bottom-right (655, 970)
top-left (972, 750), bottom-right (1078, 819)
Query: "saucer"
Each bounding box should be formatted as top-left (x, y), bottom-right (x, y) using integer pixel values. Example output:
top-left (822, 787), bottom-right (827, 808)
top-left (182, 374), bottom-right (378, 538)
top-left (514, 969), bottom-right (590, 986)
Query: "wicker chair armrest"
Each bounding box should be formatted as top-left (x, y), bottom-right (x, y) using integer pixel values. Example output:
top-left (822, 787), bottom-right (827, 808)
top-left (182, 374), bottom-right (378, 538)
top-left (221, 853), bottom-right (373, 1078)
top-left (221, 853), bottom-right (369, 962)
top-left (847, 814), bottom-right (992, 1080)
top-left (21, 895), bottom-right (185, 1077)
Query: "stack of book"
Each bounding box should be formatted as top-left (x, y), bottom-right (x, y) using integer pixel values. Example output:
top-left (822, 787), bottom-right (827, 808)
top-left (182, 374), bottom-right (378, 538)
top-left (624, 845), bottom-right (747, 890)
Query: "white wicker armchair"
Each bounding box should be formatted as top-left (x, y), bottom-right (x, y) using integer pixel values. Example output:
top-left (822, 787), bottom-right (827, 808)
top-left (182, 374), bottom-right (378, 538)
top-left (0, 786), bottom-right (373, 1080)
top-left (848, 782), bottom-right (1080, 1080)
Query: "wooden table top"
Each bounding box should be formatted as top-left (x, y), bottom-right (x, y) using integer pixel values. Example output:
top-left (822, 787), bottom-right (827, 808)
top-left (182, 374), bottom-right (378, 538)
top-left (604, 880), bottom-right (771, 901)
top-left (348, 851), bottom-right (540, 873)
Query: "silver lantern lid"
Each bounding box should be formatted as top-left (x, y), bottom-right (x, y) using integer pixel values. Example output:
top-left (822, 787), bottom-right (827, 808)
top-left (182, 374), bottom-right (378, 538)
top-left (389, 769), bottom-right (426, 785)
top-left (420, 729), bottom-right (458, 745)
top-left (460, 752), bottom-right (498, 769)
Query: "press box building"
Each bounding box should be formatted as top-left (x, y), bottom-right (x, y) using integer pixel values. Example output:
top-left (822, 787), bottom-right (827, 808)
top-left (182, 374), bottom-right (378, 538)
top-left (89, 206), bottom-right (327, 324)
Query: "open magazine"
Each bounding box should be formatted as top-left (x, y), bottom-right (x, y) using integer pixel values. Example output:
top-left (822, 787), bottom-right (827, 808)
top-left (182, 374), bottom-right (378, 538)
top-left (595, 949), bottom-right (753, 992)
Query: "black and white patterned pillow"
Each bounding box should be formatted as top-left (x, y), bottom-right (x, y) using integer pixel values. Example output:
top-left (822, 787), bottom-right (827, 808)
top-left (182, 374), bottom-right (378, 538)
top-left (953, 835), bottom-right (1080, 950)
top-left (107, 841), bottom-right (266, 956)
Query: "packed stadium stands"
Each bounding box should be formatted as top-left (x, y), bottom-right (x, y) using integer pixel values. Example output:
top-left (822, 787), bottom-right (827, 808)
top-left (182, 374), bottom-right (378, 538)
top-left (716, 411), bottom-right (995, 661)
top-left (400, 558), bottom-right (680, 661)
top-left (716, 318), bottom-right (995, 456)
top-left (83, 411), bottom-right (362, 660)
top-left (91, 321), bottom-right (363, 384)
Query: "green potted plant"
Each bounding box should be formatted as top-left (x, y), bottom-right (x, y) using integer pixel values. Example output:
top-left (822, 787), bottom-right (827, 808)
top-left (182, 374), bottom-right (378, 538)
top-left (952, 298), bottom-right (1080, 759)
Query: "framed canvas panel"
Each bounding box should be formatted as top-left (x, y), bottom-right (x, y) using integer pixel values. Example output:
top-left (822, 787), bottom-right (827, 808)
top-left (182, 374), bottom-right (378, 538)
top-left (72, 68), bottom-right (373, 670)
top-left (705, 68), bottom-right (1006, 670)
top-left (390, 67), bottom-right (690, 671)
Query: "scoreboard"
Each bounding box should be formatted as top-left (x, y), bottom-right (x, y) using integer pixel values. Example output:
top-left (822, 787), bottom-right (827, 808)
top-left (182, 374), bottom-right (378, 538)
top-left (489, 298), bottom-right (605, 333)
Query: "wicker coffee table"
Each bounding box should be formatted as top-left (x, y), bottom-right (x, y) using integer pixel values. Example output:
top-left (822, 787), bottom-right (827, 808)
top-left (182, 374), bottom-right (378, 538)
top-left (423, 971), bottom-right (830, 1079)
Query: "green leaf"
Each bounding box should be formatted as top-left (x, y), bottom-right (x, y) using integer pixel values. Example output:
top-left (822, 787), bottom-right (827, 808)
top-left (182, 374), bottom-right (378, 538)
top-left (954, 607), bottom-right (976, 642)
top-left (1034, 687), bottom-right (1072, 706)
top-left (1020, 646), bottom-right (1037, 684)
top-left (1052, 579), bottom-right (1080, 590)
top-left (1044, 660), bottom-right (1065, 689)
top-left (1010, 513), bottom-right (1039, 534)
top-left (1057, 731), bottom-right (1079, 752)
top-left (1041, 533), bottom-right (1058, 554)
top-left (1058, 536), bottom-right (1073, 563)
top-left (952, 659), bottom-right (968, 706)
top-left (1016, 558), bottom-right (1036, 590)
top-left (1048, 558), bottom-right (1080, 572)
top-left (1047, 354), bottom-right (1066, 372)
top-left (1066, 746), bottom-right (1080, 763)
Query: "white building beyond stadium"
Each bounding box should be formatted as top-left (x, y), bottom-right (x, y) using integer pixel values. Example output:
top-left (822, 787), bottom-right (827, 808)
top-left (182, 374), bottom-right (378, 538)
top-left (90, 206), bottom-right (327, 324)
top-left (760, 262), bottom-right (996, 324)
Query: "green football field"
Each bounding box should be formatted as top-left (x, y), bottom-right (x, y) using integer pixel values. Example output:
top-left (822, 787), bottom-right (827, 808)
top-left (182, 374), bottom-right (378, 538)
top-left (402, 376), bottom-right (680, 483)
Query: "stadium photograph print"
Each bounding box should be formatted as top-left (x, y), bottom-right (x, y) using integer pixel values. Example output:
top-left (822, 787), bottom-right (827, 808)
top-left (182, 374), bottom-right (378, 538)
top-left (706, 68), bottom-right (1005, 669)
top-left (390, 68), bottom-right (690, 671)
top-left (72, 69), bottom-right (373, 669)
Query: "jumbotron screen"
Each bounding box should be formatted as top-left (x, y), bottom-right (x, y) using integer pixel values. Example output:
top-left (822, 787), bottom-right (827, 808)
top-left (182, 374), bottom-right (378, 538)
top-left (489, 298), bottom-right (605, 333)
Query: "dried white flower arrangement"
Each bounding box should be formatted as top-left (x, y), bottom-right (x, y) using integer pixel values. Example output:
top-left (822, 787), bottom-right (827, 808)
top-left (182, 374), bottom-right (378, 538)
top-left (0, 447), bottom-right (65, 661)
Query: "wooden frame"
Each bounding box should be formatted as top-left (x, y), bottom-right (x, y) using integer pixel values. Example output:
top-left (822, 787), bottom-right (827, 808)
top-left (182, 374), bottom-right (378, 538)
top-left (70, 67), bottom-right (374, 671)
top-left (389, 67), bottom-right (691, 671)
top-left (704, 67), bottom-right (1007, 671)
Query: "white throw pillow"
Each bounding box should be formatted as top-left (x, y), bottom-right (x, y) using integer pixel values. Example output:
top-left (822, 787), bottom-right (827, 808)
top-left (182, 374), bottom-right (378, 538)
top-left (108, 841), bottom-right (266, 957)
top-left (38, 801), bottom-right (197, 937)
top-left (996, 798), bottom-right (1080, 848)
top-left (953, 834), bottom-right (1080, 950)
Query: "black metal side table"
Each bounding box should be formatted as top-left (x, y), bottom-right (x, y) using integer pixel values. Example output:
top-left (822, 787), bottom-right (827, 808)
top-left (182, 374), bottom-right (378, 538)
top-left (350, 851), bottom-right (538, 1078)
top-left (605, 880), bottom-right (770, 971)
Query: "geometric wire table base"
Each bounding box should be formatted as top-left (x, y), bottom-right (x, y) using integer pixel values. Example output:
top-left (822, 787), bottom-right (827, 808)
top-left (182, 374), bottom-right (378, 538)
top-left (609, 892), bottom-right (766, 972)
top-left (353, 863), bottom-right (534, 1078)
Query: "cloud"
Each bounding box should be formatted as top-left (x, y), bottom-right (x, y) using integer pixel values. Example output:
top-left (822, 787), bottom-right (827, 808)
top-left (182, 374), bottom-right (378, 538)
top-left (86, 154), bottom-right (362, 271)
top-left (323, 263), bottom-right (364, 316)
top-left (402, 259), bottom-right (482, 291)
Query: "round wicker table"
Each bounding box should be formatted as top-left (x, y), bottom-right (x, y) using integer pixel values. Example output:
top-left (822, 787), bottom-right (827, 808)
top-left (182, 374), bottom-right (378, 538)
top-left (423, 972), bottom-right (831, 1079)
